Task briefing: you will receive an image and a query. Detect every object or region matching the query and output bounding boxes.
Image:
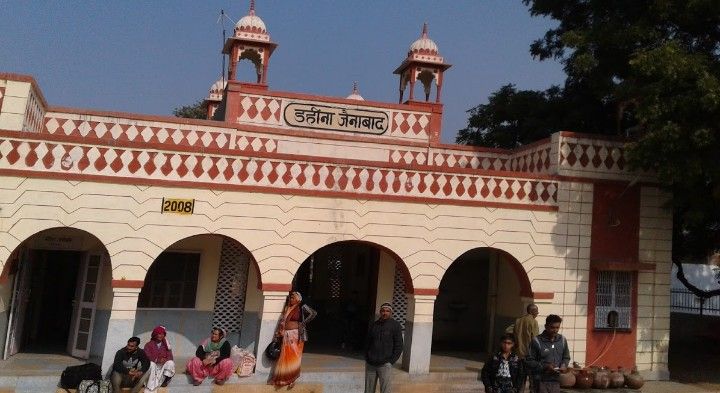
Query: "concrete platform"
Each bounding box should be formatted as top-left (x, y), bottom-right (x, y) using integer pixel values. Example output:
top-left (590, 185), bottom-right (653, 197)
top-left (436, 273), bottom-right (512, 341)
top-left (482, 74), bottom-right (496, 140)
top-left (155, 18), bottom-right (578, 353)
top-left (2, 353), bottom-right (720, 393)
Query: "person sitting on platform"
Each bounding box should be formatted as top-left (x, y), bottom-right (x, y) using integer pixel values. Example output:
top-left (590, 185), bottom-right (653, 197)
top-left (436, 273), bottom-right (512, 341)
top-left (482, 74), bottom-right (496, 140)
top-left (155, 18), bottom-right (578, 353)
top-left (143, 325), bottom-right (175, 391)
top-left (186, 327), bottom-right (233, 386)
top-left (111, 336), bottom-right (151, 393)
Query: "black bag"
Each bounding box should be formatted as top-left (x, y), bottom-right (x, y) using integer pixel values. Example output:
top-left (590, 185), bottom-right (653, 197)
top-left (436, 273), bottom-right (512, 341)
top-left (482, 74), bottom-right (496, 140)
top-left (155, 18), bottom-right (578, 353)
top-left (60, 363), bottom-right (102, 389)
top-left (265, 338), bottom-right (282, 360)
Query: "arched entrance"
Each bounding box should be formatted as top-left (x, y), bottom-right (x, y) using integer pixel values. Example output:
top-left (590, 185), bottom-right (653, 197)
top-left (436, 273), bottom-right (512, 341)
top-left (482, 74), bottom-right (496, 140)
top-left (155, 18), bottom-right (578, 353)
top-left (1, 227), bottom-right (111, 360)
top-left (133, 234), bottom-right (262, 359)
top-left (292, 241), bottom-right (411, 357)
top-left (432, 248), bottom-right (530, 360)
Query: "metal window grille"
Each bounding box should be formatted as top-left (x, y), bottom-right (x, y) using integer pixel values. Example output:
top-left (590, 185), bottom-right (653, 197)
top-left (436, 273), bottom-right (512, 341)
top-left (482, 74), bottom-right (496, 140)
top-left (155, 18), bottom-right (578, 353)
top-left (138, 252), bottom-right (200, 308)
top-left (328, 249), bottom-right (343, 299)
top-left (211, 238), bottom-right (250, 333)
top-left (594, 271), bottom-right (632, 329)
top-left (391, 263), bottom-right (408, 329)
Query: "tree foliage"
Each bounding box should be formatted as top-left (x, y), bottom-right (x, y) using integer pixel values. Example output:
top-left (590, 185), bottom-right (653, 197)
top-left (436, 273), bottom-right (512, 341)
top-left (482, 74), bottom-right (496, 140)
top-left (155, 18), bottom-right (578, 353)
top-left (173, 99), bottom-right (207, 120)
top-left (459, 0), bottom-right (720, 292)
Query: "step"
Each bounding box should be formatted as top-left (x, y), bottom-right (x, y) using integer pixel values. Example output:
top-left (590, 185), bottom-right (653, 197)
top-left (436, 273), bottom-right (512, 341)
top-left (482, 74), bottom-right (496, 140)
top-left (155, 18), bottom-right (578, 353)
top-left (3, 373), bottom-right (484, 393)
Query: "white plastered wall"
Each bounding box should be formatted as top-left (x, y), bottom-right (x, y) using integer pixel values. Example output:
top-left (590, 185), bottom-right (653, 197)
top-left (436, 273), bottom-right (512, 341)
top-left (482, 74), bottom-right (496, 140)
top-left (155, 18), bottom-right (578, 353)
top-left (0, 175), bottom-right (593, 361)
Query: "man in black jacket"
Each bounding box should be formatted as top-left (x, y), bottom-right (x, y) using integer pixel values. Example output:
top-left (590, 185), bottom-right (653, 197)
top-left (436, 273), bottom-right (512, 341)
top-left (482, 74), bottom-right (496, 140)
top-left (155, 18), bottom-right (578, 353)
top-left (524, 315), bottom-right (571, 393)
top-left (364, 302), bottom-right (403, 393)
top-left (111, 337), bottom-right (150, 393)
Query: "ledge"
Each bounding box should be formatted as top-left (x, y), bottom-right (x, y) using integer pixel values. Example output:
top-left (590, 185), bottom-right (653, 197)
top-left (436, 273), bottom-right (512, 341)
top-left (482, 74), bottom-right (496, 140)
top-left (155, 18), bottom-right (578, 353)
top-left (591, 260), bottom-right (656, 271)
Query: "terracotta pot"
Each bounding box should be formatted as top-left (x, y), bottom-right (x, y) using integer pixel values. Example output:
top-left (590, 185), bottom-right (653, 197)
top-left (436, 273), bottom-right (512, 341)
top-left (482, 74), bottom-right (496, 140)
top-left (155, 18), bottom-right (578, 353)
top-left (559, 369), bottom-right (577, 388)
top-left (593, 367), bottom-right (610, 389)
top-left (575, 369), bottom-right (594, 389)
top-left (609, 367), bottom-right (625, 388)
top-left (625, 367), bottom-right (645, 389)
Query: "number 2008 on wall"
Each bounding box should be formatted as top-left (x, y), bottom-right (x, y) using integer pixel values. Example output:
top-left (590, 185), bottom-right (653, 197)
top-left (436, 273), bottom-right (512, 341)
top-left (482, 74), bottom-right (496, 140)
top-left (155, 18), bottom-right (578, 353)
top-left (161, 198), bottom-right (195, 215)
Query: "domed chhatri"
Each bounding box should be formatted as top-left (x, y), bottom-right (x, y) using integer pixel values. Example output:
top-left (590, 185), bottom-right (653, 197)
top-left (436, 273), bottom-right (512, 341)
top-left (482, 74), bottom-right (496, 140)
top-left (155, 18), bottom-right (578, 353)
top-left (206, 77), bottom-right (227, 119)
top-left (224, 0), bottom-right (277, 84)
top-left (233, 0), bottom-right (270, 42)
top-left (208, 78), bottom-right (227, 102)
top-left (394, 22), bottom-right (451, 103)
top-left (346, 82), bottom-right (364, 101)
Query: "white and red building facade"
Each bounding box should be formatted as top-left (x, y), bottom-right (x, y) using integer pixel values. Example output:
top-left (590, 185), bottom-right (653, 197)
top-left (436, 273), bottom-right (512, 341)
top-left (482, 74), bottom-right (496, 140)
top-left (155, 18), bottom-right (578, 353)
top-left (0, 3), bottom-right (671, 381)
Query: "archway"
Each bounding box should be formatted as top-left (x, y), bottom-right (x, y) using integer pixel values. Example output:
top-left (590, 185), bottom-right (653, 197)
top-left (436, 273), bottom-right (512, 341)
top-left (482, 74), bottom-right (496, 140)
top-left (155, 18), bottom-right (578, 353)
top-left (291, 241), bottom-right (411, 359)
top-left (133, 234), bottom-right (262, 360)
top-left (431, 248), bottom-right (530, 361)
top-left (0, 227), bottom-right (112, 360)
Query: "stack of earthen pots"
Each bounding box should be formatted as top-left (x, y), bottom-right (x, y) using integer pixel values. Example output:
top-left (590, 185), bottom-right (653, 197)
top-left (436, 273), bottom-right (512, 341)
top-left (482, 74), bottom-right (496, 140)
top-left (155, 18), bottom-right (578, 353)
top-left (562, 365), bottom-right (644, 389)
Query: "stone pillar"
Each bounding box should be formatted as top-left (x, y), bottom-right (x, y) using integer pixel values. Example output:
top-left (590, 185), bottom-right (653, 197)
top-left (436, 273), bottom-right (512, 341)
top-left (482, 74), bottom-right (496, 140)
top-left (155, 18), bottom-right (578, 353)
top-left (402, 294), bottom-right (436, 375)
top-left (100, 287), bottom-right (140, 373)
top-left (254, 290), bottom-right (287, 374)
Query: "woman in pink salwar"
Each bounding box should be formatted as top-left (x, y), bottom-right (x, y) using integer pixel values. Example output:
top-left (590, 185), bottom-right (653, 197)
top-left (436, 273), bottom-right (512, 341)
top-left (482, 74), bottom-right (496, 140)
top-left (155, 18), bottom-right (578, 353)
top-left (186, 328), bottom-right (234, 386)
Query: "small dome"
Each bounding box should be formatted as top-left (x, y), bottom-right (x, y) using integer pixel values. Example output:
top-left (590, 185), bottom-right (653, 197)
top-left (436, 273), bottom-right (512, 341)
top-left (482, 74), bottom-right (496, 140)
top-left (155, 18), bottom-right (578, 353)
top-left (208, 78), bottom-right (227, 101)
top-left (346, 82), bottom-right (364, 101)
top-left (234, 1), bottom-right (270, 42)
top-left (235, 14), bottom-right (267, 34)
top-left (408, 23), bottom-right (439, 55)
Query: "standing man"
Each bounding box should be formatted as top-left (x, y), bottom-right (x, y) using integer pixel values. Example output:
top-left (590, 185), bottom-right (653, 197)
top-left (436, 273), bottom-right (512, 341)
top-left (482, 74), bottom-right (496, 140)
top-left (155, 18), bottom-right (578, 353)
top-left (364, 302), bottom-right (403, 393)
top-left (111, 336), bottom-right (150, 393)
top-left (525, 315), bottom-right (571, 393)
top-left (514, 304), bottom-right (539, 359)
top-left (515, 304), bottom-right (540, 393)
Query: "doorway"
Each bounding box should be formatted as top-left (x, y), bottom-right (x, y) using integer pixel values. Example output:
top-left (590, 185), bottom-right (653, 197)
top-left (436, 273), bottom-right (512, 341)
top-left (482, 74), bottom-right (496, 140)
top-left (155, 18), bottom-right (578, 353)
top-left (293, 242), bottom-right (380, 355)
top-left (21, 250), bottom-right (82, 353)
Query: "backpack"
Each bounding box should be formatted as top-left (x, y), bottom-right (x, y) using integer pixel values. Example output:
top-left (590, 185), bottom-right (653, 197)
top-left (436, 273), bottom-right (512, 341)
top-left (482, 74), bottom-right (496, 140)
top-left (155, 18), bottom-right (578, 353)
top-left (60, 363), bottom-right (102, 389)
top-left (78, 379), bottom-right (111, 393)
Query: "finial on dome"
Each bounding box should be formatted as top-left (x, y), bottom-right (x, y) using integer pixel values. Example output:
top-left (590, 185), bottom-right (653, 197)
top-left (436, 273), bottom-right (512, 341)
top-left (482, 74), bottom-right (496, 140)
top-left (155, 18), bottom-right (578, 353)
top-left (346, 81), bottom-right (364, 100)
top-left (249, 0), bottom-right (256, 16)
top-left (421, 22), bottom-right (428, 39)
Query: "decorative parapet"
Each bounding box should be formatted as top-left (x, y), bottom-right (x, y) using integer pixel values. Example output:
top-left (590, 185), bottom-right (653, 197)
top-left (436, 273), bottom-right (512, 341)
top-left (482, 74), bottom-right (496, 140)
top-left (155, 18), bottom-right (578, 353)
top-left (0, 133), bottom-right (559, 210)
top-left (44, 111), bottom-right (235, 149)
top-left (555, 132), bottom-right (653, 181)
top-left (428, 139), bottom-right (555, 175)
top-left (0, 73), bottom-right (651, 210)
top-left (225, 86), bottom-right (435, 144)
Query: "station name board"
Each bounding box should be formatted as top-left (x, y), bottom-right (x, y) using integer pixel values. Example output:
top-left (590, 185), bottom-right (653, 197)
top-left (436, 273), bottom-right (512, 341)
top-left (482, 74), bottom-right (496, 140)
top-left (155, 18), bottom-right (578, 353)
top-left (284, 102), bottom-right (389, 135)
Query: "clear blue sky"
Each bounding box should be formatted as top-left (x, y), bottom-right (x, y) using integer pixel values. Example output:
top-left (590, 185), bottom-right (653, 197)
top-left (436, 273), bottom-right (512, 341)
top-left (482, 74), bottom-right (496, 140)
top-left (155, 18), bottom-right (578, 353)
top-left (0, 1), bottom-right (565, 143)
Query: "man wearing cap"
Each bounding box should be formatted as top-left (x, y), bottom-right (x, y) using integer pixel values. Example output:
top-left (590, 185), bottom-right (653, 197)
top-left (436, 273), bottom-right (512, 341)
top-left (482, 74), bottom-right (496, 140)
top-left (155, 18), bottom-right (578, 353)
top-left (364, 302), bottom-right (403, 393)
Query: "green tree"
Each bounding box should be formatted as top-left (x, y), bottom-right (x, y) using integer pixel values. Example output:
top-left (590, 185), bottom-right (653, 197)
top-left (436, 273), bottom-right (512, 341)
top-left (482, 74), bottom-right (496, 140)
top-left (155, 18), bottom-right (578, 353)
top-left (173, 99), bottom-right (207, 120)
top-left (459, 0), bottom-right (720, 296)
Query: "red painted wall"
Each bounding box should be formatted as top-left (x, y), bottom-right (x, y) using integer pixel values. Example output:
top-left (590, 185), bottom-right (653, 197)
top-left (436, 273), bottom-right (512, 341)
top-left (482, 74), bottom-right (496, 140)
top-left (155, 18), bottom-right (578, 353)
top-left (587, 183), bottom-right (640, 369)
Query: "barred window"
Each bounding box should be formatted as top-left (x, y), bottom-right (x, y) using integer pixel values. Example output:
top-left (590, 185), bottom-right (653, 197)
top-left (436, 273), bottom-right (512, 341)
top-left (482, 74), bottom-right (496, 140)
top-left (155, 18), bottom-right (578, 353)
top-left (138, 252), bottom-right (200, 308)
top-left (594, 271), bottom-right (632, 329)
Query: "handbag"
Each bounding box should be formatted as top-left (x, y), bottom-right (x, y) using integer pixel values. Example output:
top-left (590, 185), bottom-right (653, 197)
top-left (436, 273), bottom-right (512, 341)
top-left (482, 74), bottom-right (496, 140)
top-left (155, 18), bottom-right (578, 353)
top-left (265, 337), bottom-right (282, 360)
top-left (78, 379), bottom-right (111, 393)
top-left (60, 363), bottom-right (102, 390)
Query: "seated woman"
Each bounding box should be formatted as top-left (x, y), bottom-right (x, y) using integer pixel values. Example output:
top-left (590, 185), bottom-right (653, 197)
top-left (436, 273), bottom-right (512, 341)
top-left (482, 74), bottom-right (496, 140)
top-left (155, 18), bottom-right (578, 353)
top-left (186, 327), bottom-right (234, 386)
top-left (143, 325), bottom-right (175, 391)
top-left (481, 333), bottom-right (525, 393)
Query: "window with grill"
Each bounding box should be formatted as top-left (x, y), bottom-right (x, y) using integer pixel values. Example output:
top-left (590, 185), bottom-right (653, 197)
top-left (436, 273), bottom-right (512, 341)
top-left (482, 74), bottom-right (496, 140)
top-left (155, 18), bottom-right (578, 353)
top-left (594, 271), bottom-right (632, 329)
top-left (138, 252), bottom-right (200, 308)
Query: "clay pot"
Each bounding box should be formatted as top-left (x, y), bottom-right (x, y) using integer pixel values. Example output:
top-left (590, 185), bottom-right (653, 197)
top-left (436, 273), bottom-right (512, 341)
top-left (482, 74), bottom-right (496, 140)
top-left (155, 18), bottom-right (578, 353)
top-left (593, 367), bottom-right (610, 389)
top-left (559, 369), bottom-right (577, 388)
top-left (625, 367), bottom-right (645, 389)
top-left (609, 367), bottom-right (625, 388)
top-left (574, 369), bottom-right (594, 389)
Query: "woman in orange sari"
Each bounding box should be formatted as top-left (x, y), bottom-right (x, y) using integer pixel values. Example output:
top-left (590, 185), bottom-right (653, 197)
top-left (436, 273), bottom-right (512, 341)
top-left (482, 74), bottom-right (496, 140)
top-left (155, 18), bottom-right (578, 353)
top-left (269, 291), bottom-right (317, 387)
